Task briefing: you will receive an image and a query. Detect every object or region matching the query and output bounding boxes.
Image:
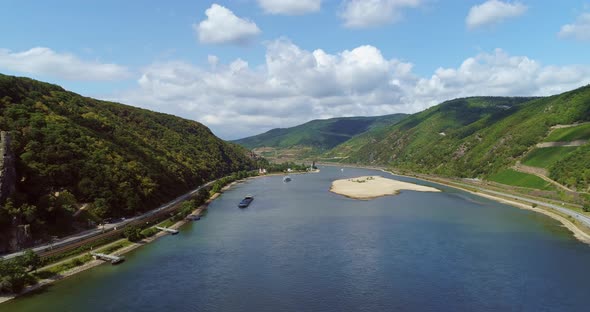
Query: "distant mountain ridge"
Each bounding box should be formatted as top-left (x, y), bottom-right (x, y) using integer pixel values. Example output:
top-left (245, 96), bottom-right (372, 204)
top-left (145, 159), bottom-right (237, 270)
top-left (239, 85), bottom-right (590, 193)
top-left (233, 114), bottom-right (408, 158)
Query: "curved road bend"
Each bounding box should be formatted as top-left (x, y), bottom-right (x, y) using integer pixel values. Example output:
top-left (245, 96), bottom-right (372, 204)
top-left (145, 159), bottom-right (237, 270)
top-left (451, 181), bottom-right (590, 229)
top-left (0, 181), bottom-right (215, 260)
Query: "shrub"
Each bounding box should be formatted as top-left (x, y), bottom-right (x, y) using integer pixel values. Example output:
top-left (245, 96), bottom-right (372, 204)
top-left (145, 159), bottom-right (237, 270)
top-left (123, 226), bottom-right (143, 242)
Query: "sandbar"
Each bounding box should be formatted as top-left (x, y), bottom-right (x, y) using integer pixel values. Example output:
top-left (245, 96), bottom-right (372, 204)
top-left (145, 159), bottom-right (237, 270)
top-left (330, 175), bottom-right (440, 199)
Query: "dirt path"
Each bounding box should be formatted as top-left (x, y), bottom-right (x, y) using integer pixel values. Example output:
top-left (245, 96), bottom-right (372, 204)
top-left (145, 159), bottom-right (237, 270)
top-left (536, 140), bottom-right (588, 148)
top-left (550, 122), bottom-right (590, 130)
top-left (512, 163), bottom-right (575, 192)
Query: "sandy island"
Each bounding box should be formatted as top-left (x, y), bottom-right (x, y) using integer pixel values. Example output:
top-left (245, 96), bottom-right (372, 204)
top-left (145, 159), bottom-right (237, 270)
top-left (330, 175), bottom-right (440, 199)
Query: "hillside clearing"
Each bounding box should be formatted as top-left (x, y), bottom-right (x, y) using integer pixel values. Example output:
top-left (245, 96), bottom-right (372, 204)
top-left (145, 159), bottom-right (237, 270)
top-left (545, 123), bottom-right (590, 142)
top-left (521, 146), bottom-right (579, 169)
top-left (488, 169), bottom-right (556, 190)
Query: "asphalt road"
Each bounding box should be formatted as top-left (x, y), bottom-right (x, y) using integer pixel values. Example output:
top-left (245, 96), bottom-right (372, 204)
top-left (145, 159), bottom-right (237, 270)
top-left (470, 185), bottom-right (590, 229)
top-left (0, 181), bottom-right (214, 260)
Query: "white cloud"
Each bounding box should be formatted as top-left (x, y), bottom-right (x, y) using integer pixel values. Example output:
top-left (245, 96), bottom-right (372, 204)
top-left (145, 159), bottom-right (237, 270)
top-left (194, 4), bottom-right (261, 45)
top-left (258, 0), bottom-right (321, 15)
top-left (559, 12), bottom-right (590, 41)
top-left (207, 55), bottom-right (219, 69)
top-left (414, 49), bottom-right (590, 102)
top-left (111, 41), bottom-right (590, 140)
top-left (0, 47), bottom-right (130, 81)
top-left (466, 0), bottom-right (527, 29)
top-left (340, 0), bottom-right (422, 28)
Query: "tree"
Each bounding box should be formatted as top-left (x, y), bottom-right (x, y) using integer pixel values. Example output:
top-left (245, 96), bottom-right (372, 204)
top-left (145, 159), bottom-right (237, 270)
top-left (0, 257), bottom-right (30, 294)
top-left (0, 74), bottom-right (255, 250)
top-left (123, 225), bottom-right (143, 242)
top-left (21, 250), bottom-right (41, 272)
top-left (91, 198), bottom-right (110, 219)
top-left (195, 188), bottom-right (210, 205)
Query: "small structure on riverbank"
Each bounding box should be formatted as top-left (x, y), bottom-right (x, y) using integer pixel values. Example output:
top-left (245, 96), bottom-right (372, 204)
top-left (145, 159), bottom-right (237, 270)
top-left (155, 226), bottom-right (179, 235)
top-left (90, 252), bottom-right (124, 265)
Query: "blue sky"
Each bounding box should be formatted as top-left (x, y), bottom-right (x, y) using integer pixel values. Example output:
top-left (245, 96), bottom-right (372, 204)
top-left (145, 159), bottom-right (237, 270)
top-left (1, 0), bottom-right (589, 139)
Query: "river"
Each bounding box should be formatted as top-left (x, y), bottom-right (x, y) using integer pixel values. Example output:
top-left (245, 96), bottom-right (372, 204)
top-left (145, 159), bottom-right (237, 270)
top-left (3, 166), bottom-right (590, 311)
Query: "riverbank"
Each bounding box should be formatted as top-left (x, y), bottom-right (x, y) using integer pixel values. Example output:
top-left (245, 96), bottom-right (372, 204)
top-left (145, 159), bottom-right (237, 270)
top-left (330, 175), bottom-right (440, 199)
top-left (378, 169), bottom-right (590, 244)
top-left (0, 180), bottom-right (231, 304)
top-left (319, 163), bottom-right (590, 244)
top-left (457, 186), bottom-right (590, 243)
top-left (0, 205), bottom-right (201, 304)
top-left (0, 170), bottom-right (318, 304)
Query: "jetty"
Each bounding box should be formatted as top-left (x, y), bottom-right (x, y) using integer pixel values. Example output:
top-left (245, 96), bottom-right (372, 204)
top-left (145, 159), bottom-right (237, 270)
top-left (186, 214), bottom-right (201, 221)
top-left (90, 252), bottom-right (124, 265)
top-left (155, 226), bottom-right (179, 235)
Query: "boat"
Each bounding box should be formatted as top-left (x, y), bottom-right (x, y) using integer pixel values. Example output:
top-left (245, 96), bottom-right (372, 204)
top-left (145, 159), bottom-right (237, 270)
top-left (186, 215), bottom-right (201, 221)
top-left (238, 195), bottom-right (254, 208)
top-left (283, 176), bottom-right (292, 183)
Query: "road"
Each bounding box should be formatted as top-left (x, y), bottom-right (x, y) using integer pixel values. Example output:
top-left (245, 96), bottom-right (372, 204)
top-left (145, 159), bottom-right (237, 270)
top-left (0, 180), bottom-right (214, 260)
top-left (474, 186), bottom-right (590, 228)
top-left (447, 180), bottom-right (590, 229)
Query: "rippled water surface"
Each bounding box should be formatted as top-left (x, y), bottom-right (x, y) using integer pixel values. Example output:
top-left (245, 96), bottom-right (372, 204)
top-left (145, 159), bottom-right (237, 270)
top-left (4, 166), bottom-right (590, 312)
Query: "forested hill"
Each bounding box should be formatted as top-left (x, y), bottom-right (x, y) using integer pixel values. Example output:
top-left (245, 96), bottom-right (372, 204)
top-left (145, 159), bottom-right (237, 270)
top-left (233, 114), bottom-right (407, 153)
top-left (332, 86), bottom-right (590, 186)
top-left (328, 96), bottom-right (536, 166)
top-left (0, 74), bottom-right (255, 251)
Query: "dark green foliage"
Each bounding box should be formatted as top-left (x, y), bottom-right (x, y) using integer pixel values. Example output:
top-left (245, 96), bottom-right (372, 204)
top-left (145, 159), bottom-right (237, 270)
top-left (0, 250), bottom-right (40, 294)
top-left (140, 227), bottom-right (159, 238)
top-left (209, 170), bottom-right (258, 195)
top-left (21, 249), bottom-right (41, 272)
top-left (171, 200), bottom-right (198, 222)
top-left (233, 114), bottom-right (407, 153)
top-left (0, 73), bottom-right (255, 246)
top-left (549, 144), bottom-right (590, 191)
top-left (263, 161), bottom-right (308, 173)
top-left (123, 226), bottom-right (143, 242)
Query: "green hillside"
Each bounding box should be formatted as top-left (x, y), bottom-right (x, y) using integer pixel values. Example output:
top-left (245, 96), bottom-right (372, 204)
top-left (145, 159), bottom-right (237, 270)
top-left (330, 86), bottom-right (590, 191)
top-left (0, 74), bottom-right (255, 251)
top-left (233, 114), bottom-right (407, 155)
top-left (544, 123), bottom-right (590, 142)
top-left (488, 169), bottom-right (556, 191)
top-left (550, 144), bottom-right (590, 191)
top-left (330, 96), bottom-right (535, 166)
top-left (522, 146), bottom-right (579, 169)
